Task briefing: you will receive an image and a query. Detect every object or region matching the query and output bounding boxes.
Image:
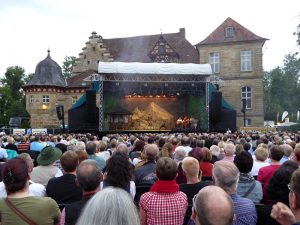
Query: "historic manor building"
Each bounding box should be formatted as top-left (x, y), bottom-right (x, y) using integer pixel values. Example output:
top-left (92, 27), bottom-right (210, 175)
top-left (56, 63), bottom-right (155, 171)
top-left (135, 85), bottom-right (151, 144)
top-left (23, 17), bottom-right (267, 129)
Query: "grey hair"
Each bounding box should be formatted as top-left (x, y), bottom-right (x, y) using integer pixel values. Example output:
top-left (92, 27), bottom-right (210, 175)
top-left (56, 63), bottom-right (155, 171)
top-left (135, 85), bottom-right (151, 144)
top-left (76, 187), bottom-right (139, 225)
top-left (213, 161), bottom-right (239, 194)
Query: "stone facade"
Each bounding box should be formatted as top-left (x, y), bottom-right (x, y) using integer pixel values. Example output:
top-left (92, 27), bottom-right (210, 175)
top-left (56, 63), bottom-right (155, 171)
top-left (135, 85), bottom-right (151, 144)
top-left (198, 42), bottom-right (265, 128)
top-left (196, 18), bottom-right (267, 128)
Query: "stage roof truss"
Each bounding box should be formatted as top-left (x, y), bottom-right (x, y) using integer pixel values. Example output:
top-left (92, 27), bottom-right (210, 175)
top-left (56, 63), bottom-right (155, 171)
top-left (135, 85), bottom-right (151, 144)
top-left (102, 73), bottom-right (208, 83)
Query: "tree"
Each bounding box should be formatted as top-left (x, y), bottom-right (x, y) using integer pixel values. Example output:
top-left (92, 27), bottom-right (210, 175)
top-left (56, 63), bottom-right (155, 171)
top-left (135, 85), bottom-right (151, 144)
top-left (264, 54), bottom-right (300, 122)
top-left (62, 56), bottom-right (76, 79)
top-left (0, 66), bottom-right (29, 125)
top-left (1, 66), bottom-right (26, 99)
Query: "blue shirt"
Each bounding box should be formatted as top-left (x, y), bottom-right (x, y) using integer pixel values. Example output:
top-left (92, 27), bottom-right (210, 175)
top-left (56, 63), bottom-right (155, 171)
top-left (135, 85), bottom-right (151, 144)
top-left (231, 193), bottom-right (257, 225)
top-left (30, 141), bottom-right (47, 152)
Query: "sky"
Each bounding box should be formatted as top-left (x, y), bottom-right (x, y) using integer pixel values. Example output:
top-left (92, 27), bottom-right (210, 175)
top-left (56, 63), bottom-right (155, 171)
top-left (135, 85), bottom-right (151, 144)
top-left (0, 0), bottom-right (299, 78)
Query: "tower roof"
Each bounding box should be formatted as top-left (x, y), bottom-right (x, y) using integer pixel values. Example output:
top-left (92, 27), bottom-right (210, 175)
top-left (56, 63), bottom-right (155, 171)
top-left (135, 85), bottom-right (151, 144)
top-left (197, 17), bottom-right (268, 46)
top-left (25, 50), bottom-right (67, 87)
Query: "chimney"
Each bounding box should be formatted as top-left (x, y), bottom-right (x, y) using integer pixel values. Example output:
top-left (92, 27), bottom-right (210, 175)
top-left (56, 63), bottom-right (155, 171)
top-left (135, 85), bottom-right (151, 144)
top-left (179, 28), bottom-right (185, 38)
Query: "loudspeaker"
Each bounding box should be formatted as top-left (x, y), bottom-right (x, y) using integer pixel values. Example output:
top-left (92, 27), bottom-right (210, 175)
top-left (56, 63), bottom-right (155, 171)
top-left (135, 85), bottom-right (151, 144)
top-left (56, 105), bottom-right (64, 120)
top-left (210, 91), bottom-right (222, 123)
top-left (86, 90), bottom-right (97, 123)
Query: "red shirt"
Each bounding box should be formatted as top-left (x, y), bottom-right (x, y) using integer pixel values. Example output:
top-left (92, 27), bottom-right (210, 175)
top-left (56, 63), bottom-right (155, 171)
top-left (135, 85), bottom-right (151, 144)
top-left (258, 164), bottom-right (281, 202)
top-left (139, 191), bottom-right (188, 225)
top-left (200, 162), bottom-right (213, 177)
top-left (17, 142), bottom-right (30, 152)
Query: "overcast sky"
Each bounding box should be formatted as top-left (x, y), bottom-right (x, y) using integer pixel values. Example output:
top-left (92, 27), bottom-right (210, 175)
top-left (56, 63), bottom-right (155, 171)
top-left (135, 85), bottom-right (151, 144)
top-left (0, 0), bottom-right (299, 77)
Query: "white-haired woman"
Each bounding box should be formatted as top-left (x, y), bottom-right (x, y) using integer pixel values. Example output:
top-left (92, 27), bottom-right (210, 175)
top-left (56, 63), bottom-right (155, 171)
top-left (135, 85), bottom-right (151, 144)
top-left (76, 187), bottom-right (140, 225)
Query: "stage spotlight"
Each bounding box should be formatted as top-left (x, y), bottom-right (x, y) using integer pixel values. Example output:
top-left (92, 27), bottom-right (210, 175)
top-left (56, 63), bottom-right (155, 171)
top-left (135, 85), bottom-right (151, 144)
top-left (177, 92), bottom-right (180, 96)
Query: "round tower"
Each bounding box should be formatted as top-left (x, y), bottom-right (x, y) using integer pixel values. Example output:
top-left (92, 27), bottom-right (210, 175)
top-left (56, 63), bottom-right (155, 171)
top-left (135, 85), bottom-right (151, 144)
top-left (23, 50), bottom-right (67, 128)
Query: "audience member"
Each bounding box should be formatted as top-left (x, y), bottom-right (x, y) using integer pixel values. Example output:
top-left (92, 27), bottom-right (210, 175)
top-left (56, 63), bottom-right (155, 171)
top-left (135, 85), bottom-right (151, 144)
top-left (222, 143), bottom-right (235, 162)
top-left (200, 147), bottom-right (213, 179)
top-left (61, 159), bottom-right (102, 225)
top-left (101, 152), bottom-right (135, 198)
top-left (0, 153), bottom-right (46, 197)
top-left (86, 142), bottom-right (105, 171)
top-left (17, 136), bottom-right (30, 153)
top-left (46, 150), bottom-right (82, 206)
top-left (234, 151), bottom-right (263, 203)
top-left (209, 144), bottom-right (221, 164)
top-left (271, 169), bottom-right (300, 225)
top-left (191, 186), bottom-right (234, 225)
top-left (180, 157), bottom-right (211, 225)
top-left (134, 144), bottom-right (158, 186)
top-left (139, 157), bottom-right (188, 225)
top-left (0, 158), bottom-right (60, 224)
top-left (76, 187), bottom-right (140, 225)
top-left (213, 160), bottom-right (257, 225)
top-left (251, 146), bottom-right (269, 176)
top-left (30, 146), bottom-right (63, 186)
top-left (4, 136), bottom-right (18, 151)
top-left (257, 163), bottom-right (298, 225)
top-left (258, 144), bottom-right (284, 203)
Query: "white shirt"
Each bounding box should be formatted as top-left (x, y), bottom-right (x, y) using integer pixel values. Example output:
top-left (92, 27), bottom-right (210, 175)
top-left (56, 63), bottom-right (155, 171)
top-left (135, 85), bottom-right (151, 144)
top-left (250, 159), bottom-right (270, 176)
top-left (0, 180), bottom-right (46, 198)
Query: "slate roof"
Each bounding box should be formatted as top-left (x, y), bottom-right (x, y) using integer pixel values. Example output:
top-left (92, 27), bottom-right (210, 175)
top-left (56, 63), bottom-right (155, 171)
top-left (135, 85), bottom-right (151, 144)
top-left (67, 70), bottom-right (95, 88)
top-left (25, 51), bottom-right (67, 87)
top-left (197, 17), bottom-right (268, 46)
top-left (103, 29), bottom-right (199, 63)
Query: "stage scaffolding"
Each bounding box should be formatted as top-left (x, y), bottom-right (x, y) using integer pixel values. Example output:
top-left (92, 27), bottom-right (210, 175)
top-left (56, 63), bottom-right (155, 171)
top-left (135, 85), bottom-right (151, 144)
top-left (91, 62), bottom-right (213, 131)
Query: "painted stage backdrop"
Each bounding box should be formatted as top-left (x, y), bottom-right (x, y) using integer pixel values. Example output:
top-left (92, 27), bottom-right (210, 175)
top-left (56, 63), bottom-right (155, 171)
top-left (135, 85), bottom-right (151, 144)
top-left (103, 95), bottom-right (208, 131)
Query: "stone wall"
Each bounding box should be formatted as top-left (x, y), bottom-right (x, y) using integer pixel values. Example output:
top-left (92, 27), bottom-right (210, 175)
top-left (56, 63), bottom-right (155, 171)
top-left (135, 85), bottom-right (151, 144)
top-left (25, 88), bottom-right (84, 128)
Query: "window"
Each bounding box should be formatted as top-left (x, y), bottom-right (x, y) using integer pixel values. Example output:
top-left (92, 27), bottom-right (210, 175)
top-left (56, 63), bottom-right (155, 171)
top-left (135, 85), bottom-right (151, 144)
top-left (241, 50), bottom-right (252, 71)
top-left (209, 52), bottom-right (220, 73)
top-left (241, 86), bottom-right (252, 109)
top-left (72, 96), bottom-right (78, 104)
top-left (225, 27), bottom-right (234, 38)
top-left (245, 119), bottom-right (252, 126)
top-left (42, 95), bottom-right (49, 104)
top-left (29, 95), bottom-right (34, 103)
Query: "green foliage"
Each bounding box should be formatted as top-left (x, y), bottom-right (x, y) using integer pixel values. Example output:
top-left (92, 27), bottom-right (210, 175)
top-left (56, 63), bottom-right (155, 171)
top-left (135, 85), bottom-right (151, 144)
top-left (264, 54), bottom-right (300, 122)
top-left (0, 66), bottom-right (29, 126)
top-left (62, 56), bottom-right (76, 79)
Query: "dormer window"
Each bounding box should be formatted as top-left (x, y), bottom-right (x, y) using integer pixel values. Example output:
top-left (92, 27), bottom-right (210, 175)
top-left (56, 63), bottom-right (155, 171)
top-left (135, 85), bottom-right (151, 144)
top-left (225, 27), bottom-right (234, 38)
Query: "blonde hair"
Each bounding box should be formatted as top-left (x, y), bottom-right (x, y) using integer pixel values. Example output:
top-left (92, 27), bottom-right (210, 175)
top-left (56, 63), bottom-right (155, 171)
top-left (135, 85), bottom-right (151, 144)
top-left (182, 157), bottom-right (200, 177)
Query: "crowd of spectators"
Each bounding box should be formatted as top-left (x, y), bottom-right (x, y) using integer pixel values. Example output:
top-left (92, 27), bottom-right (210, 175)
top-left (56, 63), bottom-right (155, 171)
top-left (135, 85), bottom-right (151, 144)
top-left (0, 130), bottom-right (300, 225)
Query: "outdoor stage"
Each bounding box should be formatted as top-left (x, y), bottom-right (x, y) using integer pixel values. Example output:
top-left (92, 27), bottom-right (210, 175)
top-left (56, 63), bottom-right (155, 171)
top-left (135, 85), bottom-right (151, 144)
top-left (68, 62), bottom-right (215, 133)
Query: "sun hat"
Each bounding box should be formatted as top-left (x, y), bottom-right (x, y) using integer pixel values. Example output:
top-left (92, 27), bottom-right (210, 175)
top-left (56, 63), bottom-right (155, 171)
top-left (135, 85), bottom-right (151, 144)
top-left (37, 146), bottom-right (62, 166)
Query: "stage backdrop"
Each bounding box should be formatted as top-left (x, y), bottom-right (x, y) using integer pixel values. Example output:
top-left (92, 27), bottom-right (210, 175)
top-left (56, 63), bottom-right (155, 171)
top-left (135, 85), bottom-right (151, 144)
top-left (102, 95), bottom-right (208, 131)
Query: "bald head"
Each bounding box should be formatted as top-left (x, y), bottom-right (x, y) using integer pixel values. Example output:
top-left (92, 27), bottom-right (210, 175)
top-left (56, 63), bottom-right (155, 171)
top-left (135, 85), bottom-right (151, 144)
top-left (144, 144), bottom-right (158, 161)
top-left (116, 143), bottom-right (128, 155)
top-left (194, 186), bottom-right (234, 225)
top-left (213, 160), bottom-right (239, 194)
